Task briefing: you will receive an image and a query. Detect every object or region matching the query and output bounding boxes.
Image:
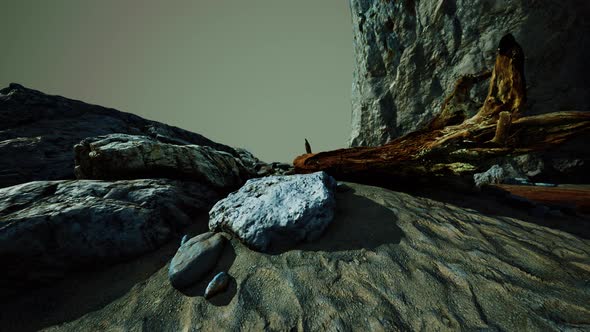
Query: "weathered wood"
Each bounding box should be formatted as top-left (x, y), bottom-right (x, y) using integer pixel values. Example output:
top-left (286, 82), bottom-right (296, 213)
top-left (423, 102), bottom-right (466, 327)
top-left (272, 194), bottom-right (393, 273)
top-left (495, 184), bottom-right (590, 214)
top-left (293, 34), bottom-right (590, 186)
top-left (428, 70), bottom-right (492, 130)
top-left (491, 111), bottom-right (512, 145)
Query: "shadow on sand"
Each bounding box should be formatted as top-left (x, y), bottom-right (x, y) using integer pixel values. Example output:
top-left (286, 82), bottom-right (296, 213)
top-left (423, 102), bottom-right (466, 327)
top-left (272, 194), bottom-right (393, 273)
top-left (412, 185), bottom-right (590, 240)
top-left (263, 186), bottom-right (404, 255)
top-left (0, 213), bottom-right (212, 332)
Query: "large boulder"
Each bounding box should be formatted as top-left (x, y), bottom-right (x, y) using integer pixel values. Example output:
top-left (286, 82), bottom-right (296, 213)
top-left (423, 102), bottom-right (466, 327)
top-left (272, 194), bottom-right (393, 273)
top-left (348, 0), bottom-right (590, 147)
top-left (168, 232), bottom-right (226, 290)
top-left (0, 179), bottom-right (219, 287)
top-left (0, 83), bottom-right (239, 188)
top-left (209, 171), bottom-right (337, 252)
top-left (74, 134), bottom-right (251, 190)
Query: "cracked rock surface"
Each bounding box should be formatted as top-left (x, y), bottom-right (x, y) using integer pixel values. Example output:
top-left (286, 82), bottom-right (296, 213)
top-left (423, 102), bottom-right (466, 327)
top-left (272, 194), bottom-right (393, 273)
top-left (0, 179), bottom-right (219, 289)
top-left (74, 134), bottom-right (251, 191)
top-left (209, 172), bottom-right (337, 252)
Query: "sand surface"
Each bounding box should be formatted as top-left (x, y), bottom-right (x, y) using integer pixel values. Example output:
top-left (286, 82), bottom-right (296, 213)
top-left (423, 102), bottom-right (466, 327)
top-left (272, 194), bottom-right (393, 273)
top-left (2, 182), bottom-right (589, 331)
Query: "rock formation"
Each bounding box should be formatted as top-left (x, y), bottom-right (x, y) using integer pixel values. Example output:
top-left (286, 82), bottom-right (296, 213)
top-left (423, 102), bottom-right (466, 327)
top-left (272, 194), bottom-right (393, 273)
top-left (168, 232), bottom-right (226, 290)
top-left (0, 179), bottom-right (219, 289)
top-left (209, 172), bottom-right (337, 252)
top-left (74, 134), bottom-right (251, 191)
top-left (0, 83), bottom-right (238, 189)
top-left (349, 0), bottom-right (590, 147)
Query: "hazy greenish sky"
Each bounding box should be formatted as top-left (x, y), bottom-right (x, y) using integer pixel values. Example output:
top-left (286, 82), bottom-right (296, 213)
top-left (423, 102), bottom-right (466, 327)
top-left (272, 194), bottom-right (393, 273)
top-left (0, 0), bottom-right (352, 162)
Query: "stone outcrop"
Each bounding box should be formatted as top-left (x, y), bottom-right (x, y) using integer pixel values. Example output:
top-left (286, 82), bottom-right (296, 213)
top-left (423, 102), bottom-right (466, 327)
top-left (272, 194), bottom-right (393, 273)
top-left (348, 0), bottom-right (590, 147)
top-left (209, 172), bottom-right (337, 252)
top-left (74, 134), bottom-right (251, 191)
top-left (0, 83), bottom-right (238, 189)
top-left (168, 232), bottom-right (226, 290)
top-left (0, 179), bottom-right (219, 288)
top-left (33, 182), bottom-right (590, 332)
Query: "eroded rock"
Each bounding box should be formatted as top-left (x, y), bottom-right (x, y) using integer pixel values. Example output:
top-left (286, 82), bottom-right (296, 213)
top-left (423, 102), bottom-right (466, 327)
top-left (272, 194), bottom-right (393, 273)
top-left (168, 232), bottom-right (226, 290)
top-left (74, 134), bottom-right (250, 190)
top-left (209, 171), bottom-right (337, 252)
top-left (0, 179), bottom-right (219, 287)
top-left (0, 83), bottom-right (238, 188)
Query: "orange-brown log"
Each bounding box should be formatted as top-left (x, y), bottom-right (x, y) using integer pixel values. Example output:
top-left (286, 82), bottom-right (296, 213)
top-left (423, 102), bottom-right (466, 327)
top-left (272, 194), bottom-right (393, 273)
top-left (293, 34), bottom-right (590, 187)
top-left (294, 111), bottom-right (590, 179)
top-left (495, 185), bottom-right (590, 214)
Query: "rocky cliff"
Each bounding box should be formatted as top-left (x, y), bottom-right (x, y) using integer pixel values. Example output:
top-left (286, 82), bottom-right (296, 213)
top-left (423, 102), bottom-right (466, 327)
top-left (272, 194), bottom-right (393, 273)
top-left (349, 0), bottom-right (590, 147)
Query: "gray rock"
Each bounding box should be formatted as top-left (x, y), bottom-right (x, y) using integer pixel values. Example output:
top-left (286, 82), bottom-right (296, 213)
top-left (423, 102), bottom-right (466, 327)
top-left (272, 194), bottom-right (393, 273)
top-left (233, 148), bottom-right (297, 178)
top-left (485, 151), bottom-right (590, 184)
top-left (504, 151), bottom-right (589, 183)
top-left (0, 83), bottom-right (239, 189)
top-left (513, 154), bottom-right (546, 178)
top-left (168, 232), bottom-right (226, 290)
top-left (474, 163), bottom-right (541, 187)
top-left (0, 179), bottom-right (220, 287)
top-left (270, 162), bottom-right (292, 170)
top-left (348, 0), bottom-right (590, 147)
top-left (233, 148), bottom-right (266, 175)
top-left (204, 271), bottom-right (230, 299)
top-left (74, 134), bottom-right (250, 190)
top-left (256, 166), bottom-right (272, 177)
top-left (209, 171), bottom-right (337, 252)
top-left (473, 165), bottom-right (505, 187)
top-left (180, 235), bottom-right (189, 246)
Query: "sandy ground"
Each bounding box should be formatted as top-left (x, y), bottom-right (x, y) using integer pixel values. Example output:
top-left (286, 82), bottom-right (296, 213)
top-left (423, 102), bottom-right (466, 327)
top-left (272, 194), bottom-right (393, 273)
top-left (1, 182), bottom-right (589, 331)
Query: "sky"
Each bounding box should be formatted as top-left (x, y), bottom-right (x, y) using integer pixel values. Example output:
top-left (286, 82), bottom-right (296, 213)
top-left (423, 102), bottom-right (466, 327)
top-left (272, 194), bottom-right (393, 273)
top-left (0, 0), bottom-right (353, 163)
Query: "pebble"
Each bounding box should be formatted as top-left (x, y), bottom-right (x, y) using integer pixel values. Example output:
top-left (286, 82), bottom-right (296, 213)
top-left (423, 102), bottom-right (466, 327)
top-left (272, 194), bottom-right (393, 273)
top-left (204, 272), bottom-right (230, 299)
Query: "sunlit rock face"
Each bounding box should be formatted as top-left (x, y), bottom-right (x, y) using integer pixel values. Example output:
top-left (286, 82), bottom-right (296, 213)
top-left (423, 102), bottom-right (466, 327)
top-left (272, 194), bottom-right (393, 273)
top-left (348, 0), bottom-right (590, 147)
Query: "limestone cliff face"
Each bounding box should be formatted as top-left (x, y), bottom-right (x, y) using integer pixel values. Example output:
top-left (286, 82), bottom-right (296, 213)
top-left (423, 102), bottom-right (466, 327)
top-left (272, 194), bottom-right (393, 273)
top-left (348, 0), bottom-right (590, 147)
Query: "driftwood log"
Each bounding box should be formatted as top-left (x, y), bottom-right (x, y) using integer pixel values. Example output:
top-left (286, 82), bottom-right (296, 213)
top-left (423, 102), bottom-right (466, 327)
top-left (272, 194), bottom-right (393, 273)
top-left (294, 34), bottom-right (590, 188)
